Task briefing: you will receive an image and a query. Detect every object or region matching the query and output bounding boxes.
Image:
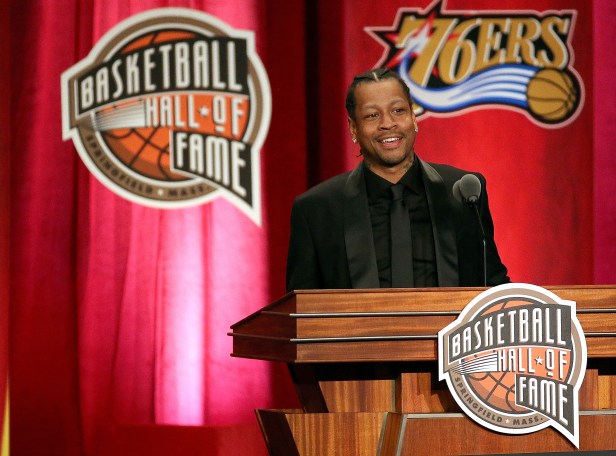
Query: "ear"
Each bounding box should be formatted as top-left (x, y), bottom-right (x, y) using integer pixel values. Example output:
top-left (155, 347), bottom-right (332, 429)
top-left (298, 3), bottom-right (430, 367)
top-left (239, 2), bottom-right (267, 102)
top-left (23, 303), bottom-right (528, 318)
top-left (411, 110), bottom-right (418, 131)
top-left (348, 117), bottom-right (357, 139)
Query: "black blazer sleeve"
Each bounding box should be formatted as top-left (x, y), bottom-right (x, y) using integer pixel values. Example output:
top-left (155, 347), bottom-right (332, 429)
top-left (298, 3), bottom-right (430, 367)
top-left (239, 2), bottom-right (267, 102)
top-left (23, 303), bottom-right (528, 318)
top-left (286, 199), bottom-right (322, 291)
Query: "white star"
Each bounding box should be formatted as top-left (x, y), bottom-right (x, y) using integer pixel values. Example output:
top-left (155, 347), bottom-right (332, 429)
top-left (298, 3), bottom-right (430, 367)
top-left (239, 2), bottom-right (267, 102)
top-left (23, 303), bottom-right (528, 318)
top-left (199, 106), bottom-right (210, 117)
top-left (535, 356), bottom-right (543, 365)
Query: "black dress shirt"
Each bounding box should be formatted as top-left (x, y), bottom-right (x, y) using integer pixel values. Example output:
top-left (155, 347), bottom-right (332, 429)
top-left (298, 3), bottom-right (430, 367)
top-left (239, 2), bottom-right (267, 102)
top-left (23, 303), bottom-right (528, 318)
top-left (364, 159), bottom-right (437, 287)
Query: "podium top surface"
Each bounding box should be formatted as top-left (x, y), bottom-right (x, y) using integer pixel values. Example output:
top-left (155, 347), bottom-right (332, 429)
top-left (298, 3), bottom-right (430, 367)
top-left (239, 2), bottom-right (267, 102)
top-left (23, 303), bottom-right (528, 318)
top-left (230, 285), bottom-right (616, 363)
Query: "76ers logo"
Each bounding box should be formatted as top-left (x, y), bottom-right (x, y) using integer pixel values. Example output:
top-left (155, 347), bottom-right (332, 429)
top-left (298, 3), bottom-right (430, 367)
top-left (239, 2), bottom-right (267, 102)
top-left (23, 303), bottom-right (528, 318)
top-left (366, 0), bottom-right (583, 127)
top-left (439, 284), bottom-right (587, 447)
top-left (62, 8), bottom-right (271, 223)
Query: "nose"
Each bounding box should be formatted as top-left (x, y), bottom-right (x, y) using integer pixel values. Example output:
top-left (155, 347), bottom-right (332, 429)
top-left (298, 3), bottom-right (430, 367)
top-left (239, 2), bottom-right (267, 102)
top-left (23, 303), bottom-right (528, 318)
top-left (379, 112), bottom-right (396, 129)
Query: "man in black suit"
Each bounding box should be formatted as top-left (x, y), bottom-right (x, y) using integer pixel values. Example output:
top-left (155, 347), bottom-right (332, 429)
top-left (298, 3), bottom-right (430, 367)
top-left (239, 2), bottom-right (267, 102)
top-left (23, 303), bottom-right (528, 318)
top-left (286, 68), bottom-right (509, 291)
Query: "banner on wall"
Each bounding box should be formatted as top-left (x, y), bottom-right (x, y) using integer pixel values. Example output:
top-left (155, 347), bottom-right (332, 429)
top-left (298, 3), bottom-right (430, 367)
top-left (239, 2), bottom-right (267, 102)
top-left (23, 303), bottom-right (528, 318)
top-left (62, 8), bottom-right (271, 224)
top-left (366, 0), bottom-right (584, 128)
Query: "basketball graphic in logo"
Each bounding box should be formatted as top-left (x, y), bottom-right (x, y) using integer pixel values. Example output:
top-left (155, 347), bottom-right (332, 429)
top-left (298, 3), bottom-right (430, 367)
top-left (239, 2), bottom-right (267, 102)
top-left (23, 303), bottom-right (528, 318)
top-left (464, 357), bottom-right (525, 414)
top-left (527, 69), bottom-right (579, 123)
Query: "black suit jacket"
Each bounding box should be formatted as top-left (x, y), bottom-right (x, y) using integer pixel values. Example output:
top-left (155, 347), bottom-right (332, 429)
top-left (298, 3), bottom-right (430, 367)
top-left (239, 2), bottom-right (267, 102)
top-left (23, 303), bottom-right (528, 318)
top-left (286, 157), bottom-right (509, 291)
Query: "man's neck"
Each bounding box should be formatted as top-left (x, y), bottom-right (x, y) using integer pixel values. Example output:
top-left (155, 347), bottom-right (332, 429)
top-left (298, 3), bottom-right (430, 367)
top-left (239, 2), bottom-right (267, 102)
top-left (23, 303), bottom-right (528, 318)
top-left (364, 153), bottom-right (415, 184)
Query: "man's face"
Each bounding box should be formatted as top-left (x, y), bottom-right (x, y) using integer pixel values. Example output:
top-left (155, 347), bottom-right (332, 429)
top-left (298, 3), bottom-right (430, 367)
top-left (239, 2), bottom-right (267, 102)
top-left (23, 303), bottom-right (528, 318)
top-left (348, 79), bottom-right (417, 176)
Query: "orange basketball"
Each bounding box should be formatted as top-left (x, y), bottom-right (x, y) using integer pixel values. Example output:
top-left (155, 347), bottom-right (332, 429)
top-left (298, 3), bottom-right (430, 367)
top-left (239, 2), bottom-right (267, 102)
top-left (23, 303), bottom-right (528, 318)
top-left (527, 69), bottom-right (578, 122)
top-left (466, 363), bottom-right (526, 413)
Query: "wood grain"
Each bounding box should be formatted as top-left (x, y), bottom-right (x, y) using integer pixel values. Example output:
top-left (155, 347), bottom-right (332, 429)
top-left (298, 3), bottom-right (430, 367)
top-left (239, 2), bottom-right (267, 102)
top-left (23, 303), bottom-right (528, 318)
top-left (256, 410), bottom-right (616, 455)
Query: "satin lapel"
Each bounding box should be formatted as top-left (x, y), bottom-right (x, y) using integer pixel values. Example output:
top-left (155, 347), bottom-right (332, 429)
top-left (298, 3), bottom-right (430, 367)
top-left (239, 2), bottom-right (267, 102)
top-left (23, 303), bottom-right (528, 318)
top-left (420, 160), bottom-right (460, 286)
top-left (344, 163), bottom-right (380, 288)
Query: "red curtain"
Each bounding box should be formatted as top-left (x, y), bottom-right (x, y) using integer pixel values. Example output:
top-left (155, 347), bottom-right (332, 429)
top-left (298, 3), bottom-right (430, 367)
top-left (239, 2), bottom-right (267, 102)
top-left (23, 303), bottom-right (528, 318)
top-left (0, 2), bottom-right (10, 455)
top-left (9, 1), bottom-right (304, 455)
top-left (594, 0), bottom-right (616, 283)
top-left (6, 1), bottom-right (616, 455)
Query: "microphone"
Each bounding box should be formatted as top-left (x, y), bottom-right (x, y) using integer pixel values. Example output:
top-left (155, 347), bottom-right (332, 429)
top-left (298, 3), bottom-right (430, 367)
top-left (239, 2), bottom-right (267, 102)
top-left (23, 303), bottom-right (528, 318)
top-left (453, 173), bottom-right (482, 205)
top-left (453, 174), bottom-right (487, 287)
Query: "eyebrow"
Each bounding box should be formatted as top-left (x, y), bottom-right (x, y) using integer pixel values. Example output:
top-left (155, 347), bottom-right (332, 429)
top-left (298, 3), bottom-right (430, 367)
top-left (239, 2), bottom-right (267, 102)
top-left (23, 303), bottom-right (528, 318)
top-left (358, 97), bottom-right (408, 110)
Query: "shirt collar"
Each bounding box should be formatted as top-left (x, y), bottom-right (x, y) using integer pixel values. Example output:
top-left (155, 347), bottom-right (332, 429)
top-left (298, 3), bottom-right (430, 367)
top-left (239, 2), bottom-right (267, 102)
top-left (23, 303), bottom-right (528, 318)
top-left (364, 154), bottom-right (422, 201)
top-left (364, 163), bottom-right (391, 200)
top-left (398, 155), bottom-right (422, 195)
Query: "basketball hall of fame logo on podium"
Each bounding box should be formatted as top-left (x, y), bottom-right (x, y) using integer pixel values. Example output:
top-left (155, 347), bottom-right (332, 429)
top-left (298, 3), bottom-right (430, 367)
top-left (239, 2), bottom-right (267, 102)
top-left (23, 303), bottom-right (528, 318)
top-left (62, 8), bottom-right (271, 224)
top-left (438, 284), bottom-right (587, 447)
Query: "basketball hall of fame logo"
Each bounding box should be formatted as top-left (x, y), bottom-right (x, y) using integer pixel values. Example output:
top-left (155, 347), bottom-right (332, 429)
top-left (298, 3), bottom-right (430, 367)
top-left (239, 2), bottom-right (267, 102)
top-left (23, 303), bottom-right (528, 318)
top-left (62, 8), bottom-right (271, 224)
top-left (438, 284), bottom-right (587, 447)
top-left (366, 0), bottom-right (584, 128)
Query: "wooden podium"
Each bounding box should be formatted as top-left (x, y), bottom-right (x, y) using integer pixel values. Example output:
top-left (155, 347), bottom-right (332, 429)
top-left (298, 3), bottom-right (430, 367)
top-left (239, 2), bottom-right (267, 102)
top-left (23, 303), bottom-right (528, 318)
top-left (230, 286), bottom-right (616, 455)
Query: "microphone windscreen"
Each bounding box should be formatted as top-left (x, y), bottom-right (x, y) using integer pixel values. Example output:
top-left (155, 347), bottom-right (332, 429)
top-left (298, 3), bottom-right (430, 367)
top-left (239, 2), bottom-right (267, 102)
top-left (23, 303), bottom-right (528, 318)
top-left (452, 180), bottom-right (463, 203)
top-left (460, 174), bottom-right (481, 202)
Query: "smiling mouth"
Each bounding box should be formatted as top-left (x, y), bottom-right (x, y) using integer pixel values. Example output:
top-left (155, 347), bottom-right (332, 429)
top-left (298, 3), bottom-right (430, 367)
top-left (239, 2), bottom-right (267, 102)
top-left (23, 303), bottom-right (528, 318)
top-left (379, 136), bottom-right (403, 145)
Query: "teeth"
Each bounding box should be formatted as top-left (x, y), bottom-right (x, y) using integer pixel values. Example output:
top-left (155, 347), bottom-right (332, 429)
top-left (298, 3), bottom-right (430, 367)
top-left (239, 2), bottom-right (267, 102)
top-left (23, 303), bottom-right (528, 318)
top-left (381, 137), bottom-right (399, 143)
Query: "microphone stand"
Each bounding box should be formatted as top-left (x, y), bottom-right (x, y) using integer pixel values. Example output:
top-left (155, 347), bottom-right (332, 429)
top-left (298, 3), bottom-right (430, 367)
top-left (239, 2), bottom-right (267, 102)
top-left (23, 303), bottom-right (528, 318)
top-left (456, 174), bottom-right (488, 287)
top-left (469, 201), bottom-right (487, 287)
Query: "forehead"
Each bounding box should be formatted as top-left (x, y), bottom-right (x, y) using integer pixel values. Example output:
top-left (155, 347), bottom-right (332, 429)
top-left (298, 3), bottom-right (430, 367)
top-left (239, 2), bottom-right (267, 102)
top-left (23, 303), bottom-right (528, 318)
top-left (354, 79), bottom-right (409, 109)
